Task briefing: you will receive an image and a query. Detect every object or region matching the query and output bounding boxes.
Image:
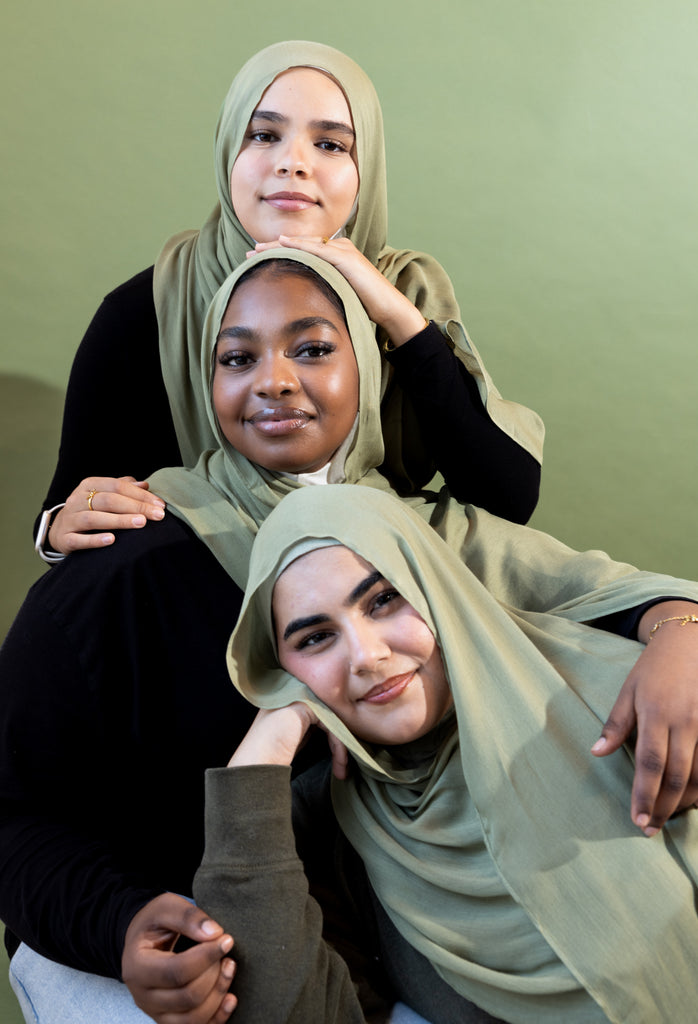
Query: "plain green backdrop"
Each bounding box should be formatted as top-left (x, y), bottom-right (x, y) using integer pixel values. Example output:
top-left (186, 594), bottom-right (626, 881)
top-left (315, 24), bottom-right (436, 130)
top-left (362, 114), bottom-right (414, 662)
top-left (1, 1), bottom-right (697, 1018)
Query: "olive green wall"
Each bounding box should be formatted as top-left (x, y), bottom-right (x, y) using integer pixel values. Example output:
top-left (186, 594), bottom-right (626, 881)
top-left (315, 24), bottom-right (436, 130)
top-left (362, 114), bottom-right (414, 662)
top-left (1, 0), bottom-right (697, 1016)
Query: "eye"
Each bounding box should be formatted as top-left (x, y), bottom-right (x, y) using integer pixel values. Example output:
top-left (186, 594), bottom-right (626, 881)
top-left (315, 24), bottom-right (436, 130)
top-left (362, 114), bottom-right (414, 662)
top-left (370, 588), bottom-right (403, 616)
top-left (248, 129), bottom-right (279, 144)
top-left (295, 340), bottom-right (336, 359)
top-left (295, 629), bottom-right (335, 651)
top-left (316, 138), bottom-right (350, 154)
top-left (217, 350), bottom-right (254, 369)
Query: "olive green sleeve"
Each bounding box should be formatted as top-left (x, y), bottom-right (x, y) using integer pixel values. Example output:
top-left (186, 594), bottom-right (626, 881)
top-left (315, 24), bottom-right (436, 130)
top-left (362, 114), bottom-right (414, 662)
top-left (194, 765), bottom-right (380, 1024)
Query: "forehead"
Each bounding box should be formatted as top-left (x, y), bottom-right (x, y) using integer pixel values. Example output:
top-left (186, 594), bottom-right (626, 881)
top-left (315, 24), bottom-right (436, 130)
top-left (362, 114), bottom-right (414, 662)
top-left (257, 66), bottom-right (353, 122)
top-left (221, 269), bottom-right (347, 332)
top-left (273, 545), bottom-right (375, 614)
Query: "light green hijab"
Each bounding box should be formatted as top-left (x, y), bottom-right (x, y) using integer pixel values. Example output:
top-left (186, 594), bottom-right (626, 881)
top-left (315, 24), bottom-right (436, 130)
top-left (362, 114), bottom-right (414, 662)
top-left (230, 483), bottom-right (698, 1024)
top-left (152, 39), bottom-right (544, 488)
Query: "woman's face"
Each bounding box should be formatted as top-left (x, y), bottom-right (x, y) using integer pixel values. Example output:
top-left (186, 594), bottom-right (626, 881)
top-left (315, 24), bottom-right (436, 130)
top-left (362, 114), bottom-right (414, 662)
top-left (273, 546), bottom-right (453, 745)
top-left (231, 68), bottom-right (359, 243)
top-left (212, 268), bottom-right (359, 474)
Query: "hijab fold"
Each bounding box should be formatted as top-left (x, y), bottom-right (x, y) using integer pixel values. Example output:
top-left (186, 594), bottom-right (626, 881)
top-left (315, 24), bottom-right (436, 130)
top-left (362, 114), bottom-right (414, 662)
top-left (152, 40), bottom-right (544, 488)
top-left (230, 484), bottom-right (698, 1024)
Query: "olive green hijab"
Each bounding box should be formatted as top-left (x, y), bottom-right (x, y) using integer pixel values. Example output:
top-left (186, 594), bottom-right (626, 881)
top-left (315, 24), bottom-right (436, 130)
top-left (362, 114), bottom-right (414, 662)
top-left (152, 39), bottom-right (544, 487)
top-left (230, 484), bottom-right (698, 1024)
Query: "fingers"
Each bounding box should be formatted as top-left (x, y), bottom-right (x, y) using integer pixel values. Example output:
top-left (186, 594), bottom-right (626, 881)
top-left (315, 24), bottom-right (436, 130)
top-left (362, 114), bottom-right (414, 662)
top-left (632, 732), bottom-right (698, 835)
top-left (123, 896), bottom-right (237, 1024)
top-left (48, 477), bottom-right (167, 554)
top-left (138, 894), bottom-right (225, 945)
top-left (67, 475), bottom-right (164, 503)
top-left (327, 734), bottom-right (349, 780)
top-left (74, 477), bottom-right (166, 516)
top-left (591, 690), bottom-right (637, 758)
top-left (131, 948), bottom-right (236, 1024)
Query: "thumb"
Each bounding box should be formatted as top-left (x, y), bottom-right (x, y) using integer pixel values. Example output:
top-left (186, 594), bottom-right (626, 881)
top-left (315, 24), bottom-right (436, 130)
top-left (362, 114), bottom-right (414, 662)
top-left (141, 893), bottom-right (224, 944)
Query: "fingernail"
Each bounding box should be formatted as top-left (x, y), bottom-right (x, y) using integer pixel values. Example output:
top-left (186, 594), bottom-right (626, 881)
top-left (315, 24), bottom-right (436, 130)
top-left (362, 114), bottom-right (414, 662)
top-left (151, 508), bottom-right (165, 520)
top-left (220, 935), bottom-right (233, 954)
top-left (222, 957), bottom-right (235, 978)
top-left (100, 534), bottom-right (114, 546)
top-left (591, 738), bottom-right (607, 753)
top-left (200, 919), bottom-right (218, 936)
top-left (635, 813), bottom-right (649, 829)
top-left (131, 515), bottom-right (146, 527)
top-left (643, 825), bottom-right (659, 838)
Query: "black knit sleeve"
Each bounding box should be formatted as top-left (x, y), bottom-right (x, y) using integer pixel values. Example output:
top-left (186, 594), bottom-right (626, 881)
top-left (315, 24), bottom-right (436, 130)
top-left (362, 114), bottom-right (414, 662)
top-left (387, 323), bottom-right (540, 523)
top-left (40, 268), bottom-right (182, 517)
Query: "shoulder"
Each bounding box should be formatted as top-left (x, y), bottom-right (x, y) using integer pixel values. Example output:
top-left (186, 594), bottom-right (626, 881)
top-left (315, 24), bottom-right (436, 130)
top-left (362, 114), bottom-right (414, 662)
top-left (102, 266), bottom-right (154, 302)
top-left (95, 267), bottom-right (156, 323)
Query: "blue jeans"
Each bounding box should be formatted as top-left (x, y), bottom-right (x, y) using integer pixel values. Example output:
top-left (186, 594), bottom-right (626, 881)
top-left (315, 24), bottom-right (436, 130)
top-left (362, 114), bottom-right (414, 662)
top-left (9, 942), bottom-right (431, 1024)
top-left (8, 943), bottom-right (150, 1023)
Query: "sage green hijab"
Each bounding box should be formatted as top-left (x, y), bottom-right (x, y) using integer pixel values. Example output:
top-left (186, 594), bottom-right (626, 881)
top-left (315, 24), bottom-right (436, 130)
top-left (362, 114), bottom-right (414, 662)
top-left (230, 484), bottom-right (698, 1024)
top-left (152, 39), bottom-right (544, 488)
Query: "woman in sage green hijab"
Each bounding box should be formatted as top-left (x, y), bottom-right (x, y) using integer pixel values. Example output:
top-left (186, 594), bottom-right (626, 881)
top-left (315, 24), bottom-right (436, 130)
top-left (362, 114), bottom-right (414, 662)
top-left (40, 39), bottom-right (543, 559)
top-left (217, 482), bottom-right (698, 1024)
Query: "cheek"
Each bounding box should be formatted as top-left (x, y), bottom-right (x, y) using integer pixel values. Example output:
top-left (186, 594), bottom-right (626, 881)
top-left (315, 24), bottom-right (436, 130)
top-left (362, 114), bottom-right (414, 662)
top-left (336, 163), bottom-right (359, 207)
top-left (212, 376), bottom-right (243, 427)
top-left (282, 652), bottom-right (335, 702)
top-left (396, 613), bottom-right (438, 663)
top-left (320, 363), bottom-right (359, 416)
top-left (230, 156), bottom-right (256, 211)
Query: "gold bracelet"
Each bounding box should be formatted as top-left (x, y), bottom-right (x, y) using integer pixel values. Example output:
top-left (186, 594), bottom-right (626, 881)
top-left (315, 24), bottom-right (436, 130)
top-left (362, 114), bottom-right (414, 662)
top-left (648, 614), bottom-right (698, 640)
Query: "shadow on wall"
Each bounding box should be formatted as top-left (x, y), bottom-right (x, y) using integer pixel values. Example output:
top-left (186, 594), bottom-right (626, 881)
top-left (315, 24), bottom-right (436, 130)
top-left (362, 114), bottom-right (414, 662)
top-left (0, 374), bottom-right (64, 642)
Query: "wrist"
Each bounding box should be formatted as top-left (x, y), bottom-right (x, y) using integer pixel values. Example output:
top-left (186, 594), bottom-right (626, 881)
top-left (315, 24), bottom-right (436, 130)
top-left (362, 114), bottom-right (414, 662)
top-left (228, 705), bottom-right (311, 767)
top-left (380, 301), bottom-right (430, 348)
top-left (638, 600), bottom-right (698, 644)
top-left (35, 503), bottom-right (67, 564)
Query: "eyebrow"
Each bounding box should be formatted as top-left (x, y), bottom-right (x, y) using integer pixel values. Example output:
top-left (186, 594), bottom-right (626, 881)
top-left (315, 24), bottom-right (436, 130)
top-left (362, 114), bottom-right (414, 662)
top-left (217, 316), bottom-right (341, 343)
top-left (281, 570), bottom-right (385, 642)
top-left (251, 109), bottom-right (355, 140)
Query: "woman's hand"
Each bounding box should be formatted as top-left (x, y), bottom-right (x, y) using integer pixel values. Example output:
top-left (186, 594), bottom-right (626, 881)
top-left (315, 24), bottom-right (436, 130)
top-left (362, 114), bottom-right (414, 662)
top-left (230, 704), bottom-right (349, 779)
top-left (47, 476), bottom-right (166, 555)
top-left (122, 893), bottom-right (236, 1024)
top-left (250, 236), bottom-right (427, 347)
top-left (592, 601), bottom-right (698, 835)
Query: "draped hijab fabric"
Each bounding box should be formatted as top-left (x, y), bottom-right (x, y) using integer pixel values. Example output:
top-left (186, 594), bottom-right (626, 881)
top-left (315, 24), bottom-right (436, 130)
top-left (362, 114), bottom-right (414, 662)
top-left (152, 39), bottom-right (544, 485)
top-left (229, 483), bottom-right (698, 1024)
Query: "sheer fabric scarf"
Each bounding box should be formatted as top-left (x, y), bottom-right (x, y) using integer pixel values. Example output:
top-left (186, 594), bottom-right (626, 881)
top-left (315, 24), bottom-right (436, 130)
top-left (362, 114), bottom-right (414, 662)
top-left (229, 484), bottom-right (698, 1024)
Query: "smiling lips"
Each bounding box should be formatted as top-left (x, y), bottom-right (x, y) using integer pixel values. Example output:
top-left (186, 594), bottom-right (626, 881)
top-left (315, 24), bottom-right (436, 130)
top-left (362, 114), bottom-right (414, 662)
top-left (360, 672), bottom-right (414, 705)
top-left (263, 191), bottom-right (319, 212)
top-left (247, 407), bottom-right (312, 436)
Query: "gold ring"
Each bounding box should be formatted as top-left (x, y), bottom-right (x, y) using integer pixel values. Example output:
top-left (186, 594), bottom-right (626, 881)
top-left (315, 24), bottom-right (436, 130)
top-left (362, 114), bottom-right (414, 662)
top-left (321, 236), bottom-right (329, 244)
top-left (87, 488), bottom-right (97, 512)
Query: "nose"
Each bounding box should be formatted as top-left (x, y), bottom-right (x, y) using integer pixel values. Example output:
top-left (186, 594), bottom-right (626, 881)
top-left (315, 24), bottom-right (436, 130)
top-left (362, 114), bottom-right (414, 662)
top-left (347, 621), bottom-right (390, 677)
top-left (274, 136), bottom-right (311, 178)
top-left (254, 354), bottom-right (300, 399)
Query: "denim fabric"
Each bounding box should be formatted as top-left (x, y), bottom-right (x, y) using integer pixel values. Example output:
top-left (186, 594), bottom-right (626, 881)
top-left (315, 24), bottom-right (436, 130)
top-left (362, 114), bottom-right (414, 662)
top-left (9, 942), bottom-right (433, 1024)
top-left (8, 944), bottom-right (150, 1023)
